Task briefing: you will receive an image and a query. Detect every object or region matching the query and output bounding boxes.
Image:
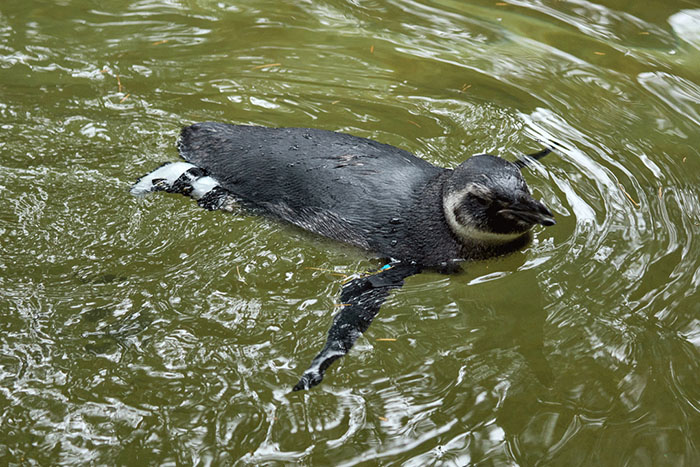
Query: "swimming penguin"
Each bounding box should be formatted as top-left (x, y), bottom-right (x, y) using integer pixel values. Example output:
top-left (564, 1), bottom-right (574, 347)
top-left (131, 122), bottom-right (556, 390)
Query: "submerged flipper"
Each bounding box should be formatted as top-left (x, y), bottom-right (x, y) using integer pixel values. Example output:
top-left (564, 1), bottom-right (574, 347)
top-left (293, 262), bottom-right (422, 391)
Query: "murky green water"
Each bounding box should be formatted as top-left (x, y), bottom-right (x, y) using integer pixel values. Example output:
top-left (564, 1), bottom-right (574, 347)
top-left (1, 0), bottom-right (699, 464)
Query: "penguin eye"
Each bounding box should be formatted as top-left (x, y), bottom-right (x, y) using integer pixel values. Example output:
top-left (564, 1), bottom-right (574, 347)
top-left (466, 183), bottom-right (493, 206)
top-left (469, 191), bottom-right (491, 206)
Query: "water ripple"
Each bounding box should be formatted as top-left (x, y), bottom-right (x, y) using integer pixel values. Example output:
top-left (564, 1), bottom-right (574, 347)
top-left (1, 0), bottom-right (699, 464)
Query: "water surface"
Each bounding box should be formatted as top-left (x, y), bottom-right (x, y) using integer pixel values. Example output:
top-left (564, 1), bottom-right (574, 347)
top-left (1, 0), bottom-right (699, 465)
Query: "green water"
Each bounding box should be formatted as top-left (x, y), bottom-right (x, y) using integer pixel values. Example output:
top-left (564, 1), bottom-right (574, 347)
top-left (1, 0), bottom-right (699, 464)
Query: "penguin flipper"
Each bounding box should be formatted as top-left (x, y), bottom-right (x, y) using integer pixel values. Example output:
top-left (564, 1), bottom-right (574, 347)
top-left (293, 262), bottom-right (421, 391)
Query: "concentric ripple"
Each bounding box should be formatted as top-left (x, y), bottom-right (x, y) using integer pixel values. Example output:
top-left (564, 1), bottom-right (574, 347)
top-left (1, 0), bottom-right (698, 465)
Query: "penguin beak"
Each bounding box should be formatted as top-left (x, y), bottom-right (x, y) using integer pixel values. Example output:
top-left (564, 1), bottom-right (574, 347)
top-left (499, 198), bottom-right (556, 227)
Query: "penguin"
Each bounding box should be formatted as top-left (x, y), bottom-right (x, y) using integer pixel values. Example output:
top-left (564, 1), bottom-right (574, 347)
top-left (131, 122), bottom-right (556, 390)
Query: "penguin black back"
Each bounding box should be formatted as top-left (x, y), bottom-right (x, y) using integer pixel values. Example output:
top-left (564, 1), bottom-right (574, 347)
top-left (176, 123), bottom-right (447, 259)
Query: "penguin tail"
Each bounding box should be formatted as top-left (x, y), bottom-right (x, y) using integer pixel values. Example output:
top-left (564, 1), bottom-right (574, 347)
top-left (130, 162), bottom-right (236, 211)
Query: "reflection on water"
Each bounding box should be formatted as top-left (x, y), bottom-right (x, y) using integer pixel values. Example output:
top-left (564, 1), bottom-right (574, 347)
top-left (1, 0), bottom-right (699, 464)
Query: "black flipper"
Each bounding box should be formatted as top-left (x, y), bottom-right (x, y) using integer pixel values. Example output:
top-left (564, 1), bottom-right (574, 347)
top-left (293, 262), bottom-right (422, 391)
top-left (513, 147), bottom-right (553, 169)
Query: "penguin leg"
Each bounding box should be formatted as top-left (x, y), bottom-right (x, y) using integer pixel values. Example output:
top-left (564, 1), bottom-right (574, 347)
top-left (130, 162), bottom-right (238, 212)
top-left (293, 262), bottom-right (421, 391)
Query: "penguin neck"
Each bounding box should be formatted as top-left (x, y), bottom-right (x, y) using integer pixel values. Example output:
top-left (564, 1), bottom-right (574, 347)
top-left (394, 171), bottom-right (466, 266)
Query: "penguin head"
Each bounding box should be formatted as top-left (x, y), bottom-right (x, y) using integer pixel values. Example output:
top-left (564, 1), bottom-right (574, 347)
top-left (442, 154), bottom-right (555, 244)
